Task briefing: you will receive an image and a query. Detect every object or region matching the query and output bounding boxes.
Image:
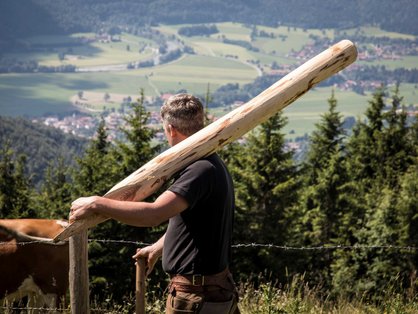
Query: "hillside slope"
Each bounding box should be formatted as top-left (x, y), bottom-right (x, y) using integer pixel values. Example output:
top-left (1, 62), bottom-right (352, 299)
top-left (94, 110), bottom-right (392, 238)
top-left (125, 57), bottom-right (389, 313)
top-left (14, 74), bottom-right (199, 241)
top-left (0, 116), bottom-right (87, 185)
top-left (1, 0), bottom-right (417, 45)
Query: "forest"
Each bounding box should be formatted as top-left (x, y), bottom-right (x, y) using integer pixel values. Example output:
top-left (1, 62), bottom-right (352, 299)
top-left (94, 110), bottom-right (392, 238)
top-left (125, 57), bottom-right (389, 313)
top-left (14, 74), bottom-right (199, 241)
top-left (1, 85), bottom-right (417, 312)
top-left (1, 0), bottom-right (418, 50)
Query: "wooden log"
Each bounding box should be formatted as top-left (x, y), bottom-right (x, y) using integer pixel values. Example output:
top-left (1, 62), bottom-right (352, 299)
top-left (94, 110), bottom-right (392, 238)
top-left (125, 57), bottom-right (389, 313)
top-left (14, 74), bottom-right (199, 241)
top-left (136, 257), bottom-right (146, 314)
top-left (69, 230), bottom-right (90, 314)
top-left (55, 39), bottom-right (357, 242)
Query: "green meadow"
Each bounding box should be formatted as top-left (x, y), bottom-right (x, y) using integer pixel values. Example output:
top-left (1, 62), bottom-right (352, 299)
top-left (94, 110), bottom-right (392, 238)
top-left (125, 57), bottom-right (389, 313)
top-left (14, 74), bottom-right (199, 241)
top-left (1, 23), bottom-right (417, 137)
top-left (5, 33), bottom-right (156, 68)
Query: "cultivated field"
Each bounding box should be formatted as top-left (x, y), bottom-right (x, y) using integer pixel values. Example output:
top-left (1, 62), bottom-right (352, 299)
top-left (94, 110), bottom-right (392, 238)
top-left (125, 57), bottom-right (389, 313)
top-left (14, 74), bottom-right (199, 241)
top-left (1, 23), bottom-right (417, 137)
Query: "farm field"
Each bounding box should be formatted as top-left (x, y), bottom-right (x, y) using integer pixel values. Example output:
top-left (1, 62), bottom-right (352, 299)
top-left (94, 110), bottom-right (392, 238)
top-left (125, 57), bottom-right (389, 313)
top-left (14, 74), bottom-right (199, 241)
top-left (4, 33), bottom-right (156, 68)
top-left (1, 22), bottom-right (417, 137)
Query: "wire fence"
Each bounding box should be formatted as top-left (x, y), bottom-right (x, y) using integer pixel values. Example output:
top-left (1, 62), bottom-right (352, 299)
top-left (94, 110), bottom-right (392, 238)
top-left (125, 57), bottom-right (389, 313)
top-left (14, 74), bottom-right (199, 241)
top-left (1, 237), bottom-right (417, 251)
top-left (0, 308), bottom-right (151, 313)
top-left (1, 237), bottom-right (417, 313)
top-left (0, 306), bottom-right (129, 313)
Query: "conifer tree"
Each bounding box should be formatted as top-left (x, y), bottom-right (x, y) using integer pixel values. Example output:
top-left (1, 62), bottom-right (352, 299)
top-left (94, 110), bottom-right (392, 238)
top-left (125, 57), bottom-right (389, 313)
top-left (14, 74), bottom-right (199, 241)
top-left (333, 86), bottom-right (417, 298)
top-left (73, 95), bottom-right (162, 303)
top-left (397, 164), bottom-right (418, 293)
top-left (72, 116), bottom-right (117, 196)
top-left (228, 112), bottom-right (300, 281)
top-left (295, 91), bottom-right (351, 288)
top-left (117, 89), bottom-right (160, 175)
top-left (305, 90), bottom-right (345, 178)
top-left (0, 143), bottom-right (33, 218)
top-left (346, 87), bottom-right (386, 187)
top-left (380, 84), bottom-right (411, 188)
top-left (361, 86), bottom-right (417, 298)
top-left (35, 157), bottom-right (73, 219)
top-left (71, 116), bottom-right (126, 301)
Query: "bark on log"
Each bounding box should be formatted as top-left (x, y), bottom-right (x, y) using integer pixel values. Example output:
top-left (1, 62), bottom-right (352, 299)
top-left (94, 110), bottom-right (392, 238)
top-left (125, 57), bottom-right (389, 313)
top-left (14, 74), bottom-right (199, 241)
top-left (55, 39), bottom-right (357, 242)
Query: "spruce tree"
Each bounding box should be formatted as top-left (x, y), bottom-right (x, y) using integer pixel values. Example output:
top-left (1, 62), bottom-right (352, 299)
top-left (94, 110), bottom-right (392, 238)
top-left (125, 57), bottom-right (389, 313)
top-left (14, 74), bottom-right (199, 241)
top-left (380, 84), bottom-right (411, 188)
top-left (361, 85), bottom-right (417, 298)
top-left (346, 87), bottom-right (387, 187)
top-left (305, 90), bottom-right (345, 178)
top-left (227, 112), bottom-right (300, 282)
top-left (73, 96), bottom-right (162, 303)
top-left (334, 86), bottom-right (417, 299)
top-left (0, 143), bottom-right (33, 218)
top-left (117, 89), bottom-right (160, 175)
top-left (71, 116), bottom-right (125, 301)
top-left (295, 91), bottom-right (351, 289)
top-left (397, 164), bottom-right (418, 294)
top-left (72, 116), bottom-right (117, 196)
top-left (35, 157), bottom-right (73, 219)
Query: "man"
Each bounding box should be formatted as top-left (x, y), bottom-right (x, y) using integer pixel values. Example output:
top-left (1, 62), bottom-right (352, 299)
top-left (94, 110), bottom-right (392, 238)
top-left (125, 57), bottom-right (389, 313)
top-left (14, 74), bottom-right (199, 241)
top-left (70, 94), bottom-right (240, 313)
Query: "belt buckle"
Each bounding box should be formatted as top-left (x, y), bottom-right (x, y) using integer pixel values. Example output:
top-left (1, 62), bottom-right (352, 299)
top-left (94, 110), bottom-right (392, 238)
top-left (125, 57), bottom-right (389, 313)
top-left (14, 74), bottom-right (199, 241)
top-left (192, 274), bottom-right (205, 286)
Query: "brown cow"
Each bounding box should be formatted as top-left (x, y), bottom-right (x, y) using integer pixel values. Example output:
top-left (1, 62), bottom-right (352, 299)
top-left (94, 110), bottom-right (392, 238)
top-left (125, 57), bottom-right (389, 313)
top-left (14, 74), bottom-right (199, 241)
top-left (0, 219), bottom-right (69, 310)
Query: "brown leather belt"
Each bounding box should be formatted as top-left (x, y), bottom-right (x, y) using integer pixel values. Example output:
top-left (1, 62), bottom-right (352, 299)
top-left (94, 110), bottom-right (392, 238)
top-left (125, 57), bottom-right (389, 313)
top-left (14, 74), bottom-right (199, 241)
top-left (170, 268), bottom-right (230, 287)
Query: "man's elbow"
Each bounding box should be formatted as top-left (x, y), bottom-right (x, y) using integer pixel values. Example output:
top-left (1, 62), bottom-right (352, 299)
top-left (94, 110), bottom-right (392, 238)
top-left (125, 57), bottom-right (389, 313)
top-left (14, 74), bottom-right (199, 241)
top-left (142, 215), bottom-right (167, 227)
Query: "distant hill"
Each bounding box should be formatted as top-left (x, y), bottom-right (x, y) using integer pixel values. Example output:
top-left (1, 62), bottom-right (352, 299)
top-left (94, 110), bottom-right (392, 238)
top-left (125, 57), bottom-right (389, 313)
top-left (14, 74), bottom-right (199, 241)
top-left (0, 116), bottom-right (88, 186)
top-left (1, 0), bottom-right (417, 49)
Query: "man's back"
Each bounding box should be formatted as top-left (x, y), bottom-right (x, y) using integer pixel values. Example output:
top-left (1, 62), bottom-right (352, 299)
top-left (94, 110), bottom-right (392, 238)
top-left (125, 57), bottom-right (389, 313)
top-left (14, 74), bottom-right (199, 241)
top-left (163, 153), bottom-right (235, 275)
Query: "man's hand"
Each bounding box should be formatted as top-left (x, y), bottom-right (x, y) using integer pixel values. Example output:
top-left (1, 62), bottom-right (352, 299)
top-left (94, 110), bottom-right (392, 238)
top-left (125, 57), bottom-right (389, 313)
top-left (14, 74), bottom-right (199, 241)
top-left (133, 243), bottom-right (163, 276)
top-left (70, 196), bottom-right (101, 222)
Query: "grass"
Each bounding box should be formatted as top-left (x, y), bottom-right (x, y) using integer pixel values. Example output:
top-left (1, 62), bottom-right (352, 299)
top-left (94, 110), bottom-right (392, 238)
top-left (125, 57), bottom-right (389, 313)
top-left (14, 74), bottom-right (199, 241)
top-left (236, 275), bottom-right (418, 314)
top-left (358, 55), bottom-right (418, 70)
top-left (0, 72), bottom-right (154, 115)
top-left (343, 26), bottom-right (416, 40)
top-left (110, 54), bottom-right (258, 95)
top-left (215, 22), bottom-right (252, 41)
top-left (2, 274), bottom-right (416, 313)
top-left (61, 275), bottom-right (418, 314)
top-left (5, 33), bottom-right (157, 68)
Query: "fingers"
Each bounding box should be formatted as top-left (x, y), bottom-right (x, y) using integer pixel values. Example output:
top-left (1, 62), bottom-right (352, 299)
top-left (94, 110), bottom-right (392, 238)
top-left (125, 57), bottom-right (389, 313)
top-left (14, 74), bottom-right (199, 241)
top-left (132, 250), bottom-right (142, 260)
top-left (133, 247), bottom-right (157, 276)
top-left (68, 196), bottom-right (98, 222)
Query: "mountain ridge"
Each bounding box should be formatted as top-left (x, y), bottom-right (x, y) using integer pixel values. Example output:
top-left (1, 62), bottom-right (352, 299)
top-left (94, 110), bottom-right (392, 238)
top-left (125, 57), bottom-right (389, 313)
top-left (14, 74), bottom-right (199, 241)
top-left (1, 0), bottom-right (417, 44)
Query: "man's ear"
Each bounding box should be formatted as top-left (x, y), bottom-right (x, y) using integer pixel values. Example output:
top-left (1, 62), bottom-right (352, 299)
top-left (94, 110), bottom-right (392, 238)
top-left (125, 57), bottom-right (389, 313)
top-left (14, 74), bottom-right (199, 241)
top-left (168, 124), bottom-right (176, 137)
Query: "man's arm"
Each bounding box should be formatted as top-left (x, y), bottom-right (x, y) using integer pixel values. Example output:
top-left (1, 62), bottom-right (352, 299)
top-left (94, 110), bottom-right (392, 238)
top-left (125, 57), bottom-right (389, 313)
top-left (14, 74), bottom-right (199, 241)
top-left (70, 190), bottom-right (188, 227)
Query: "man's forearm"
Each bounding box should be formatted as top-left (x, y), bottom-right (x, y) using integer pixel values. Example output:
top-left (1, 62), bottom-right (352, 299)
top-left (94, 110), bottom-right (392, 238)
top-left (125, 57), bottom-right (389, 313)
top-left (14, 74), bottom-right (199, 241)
top-left (93, 197), bottom-right (163, 227)
top-left (70, 190), bottom-right (187, 227)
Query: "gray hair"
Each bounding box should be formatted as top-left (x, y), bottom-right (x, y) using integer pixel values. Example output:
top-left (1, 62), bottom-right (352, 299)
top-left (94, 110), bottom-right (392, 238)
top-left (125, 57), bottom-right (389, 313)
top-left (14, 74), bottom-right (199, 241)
top-left (160, 93), bottom-right (204, 136)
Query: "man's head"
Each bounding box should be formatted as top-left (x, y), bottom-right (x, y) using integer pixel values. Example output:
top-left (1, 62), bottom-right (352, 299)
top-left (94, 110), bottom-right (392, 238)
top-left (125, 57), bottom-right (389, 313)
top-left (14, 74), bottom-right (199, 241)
top-left (160, 93), bottom-right (204, 137)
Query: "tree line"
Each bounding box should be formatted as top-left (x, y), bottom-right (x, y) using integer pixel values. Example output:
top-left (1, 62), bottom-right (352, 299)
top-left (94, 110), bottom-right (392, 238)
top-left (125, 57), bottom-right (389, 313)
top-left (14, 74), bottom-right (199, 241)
top-left (1, 0), bottom-right (417, 51)
top-left (1, 86), bottom-right (417, 305)
top-left (0, 58), bottom-right (76, 73)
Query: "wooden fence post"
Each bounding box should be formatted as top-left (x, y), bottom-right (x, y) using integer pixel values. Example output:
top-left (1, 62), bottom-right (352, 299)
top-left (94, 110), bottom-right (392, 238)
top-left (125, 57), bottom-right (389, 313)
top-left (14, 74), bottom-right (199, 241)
top-left (136, 257), bottom-right (146, 314)
top-left (69, 230), bottom-right (89, 314)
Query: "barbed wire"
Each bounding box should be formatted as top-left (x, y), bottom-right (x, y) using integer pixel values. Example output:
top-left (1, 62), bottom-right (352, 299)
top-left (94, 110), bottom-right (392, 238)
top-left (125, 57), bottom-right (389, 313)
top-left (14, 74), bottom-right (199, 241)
top-left (0, 306), bottom-right (66, 313)
top-left (0, 306), bottom-right (116, 313)
top-left (1, 240), bottom-right (417, 313)
top-left (231, 243), bottom-right (418, 251)
top-left (1, 238), bottom-right (417, 251)
top-left (88, 238), bottom-right (153, 246)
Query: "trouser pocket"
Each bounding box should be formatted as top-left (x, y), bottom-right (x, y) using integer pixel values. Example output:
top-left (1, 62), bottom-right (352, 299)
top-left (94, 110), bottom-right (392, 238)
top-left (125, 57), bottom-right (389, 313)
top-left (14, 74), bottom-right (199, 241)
top-left (199, 298), bottom-right (234, 314)
top-left (166, 291), bottom-right (203, 314)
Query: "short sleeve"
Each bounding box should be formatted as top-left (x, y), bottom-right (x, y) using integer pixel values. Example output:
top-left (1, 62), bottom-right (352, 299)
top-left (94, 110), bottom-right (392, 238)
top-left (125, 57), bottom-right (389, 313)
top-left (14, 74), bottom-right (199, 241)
top-left (168, 160), bottom-right (215, 209)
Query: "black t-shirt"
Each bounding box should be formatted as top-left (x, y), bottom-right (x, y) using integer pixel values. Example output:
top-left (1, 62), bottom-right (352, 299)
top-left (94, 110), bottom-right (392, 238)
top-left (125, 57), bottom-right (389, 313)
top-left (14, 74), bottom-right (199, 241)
top-left (162, 153), bottom-right (235, 275)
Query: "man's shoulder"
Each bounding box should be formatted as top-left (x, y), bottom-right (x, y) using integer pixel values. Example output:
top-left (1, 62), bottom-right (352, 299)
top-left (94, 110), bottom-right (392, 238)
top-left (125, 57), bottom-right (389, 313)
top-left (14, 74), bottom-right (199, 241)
top-left (186, 158), bottom-right (216, 173)
top-left (180, 154), bottom-right (223, 177)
